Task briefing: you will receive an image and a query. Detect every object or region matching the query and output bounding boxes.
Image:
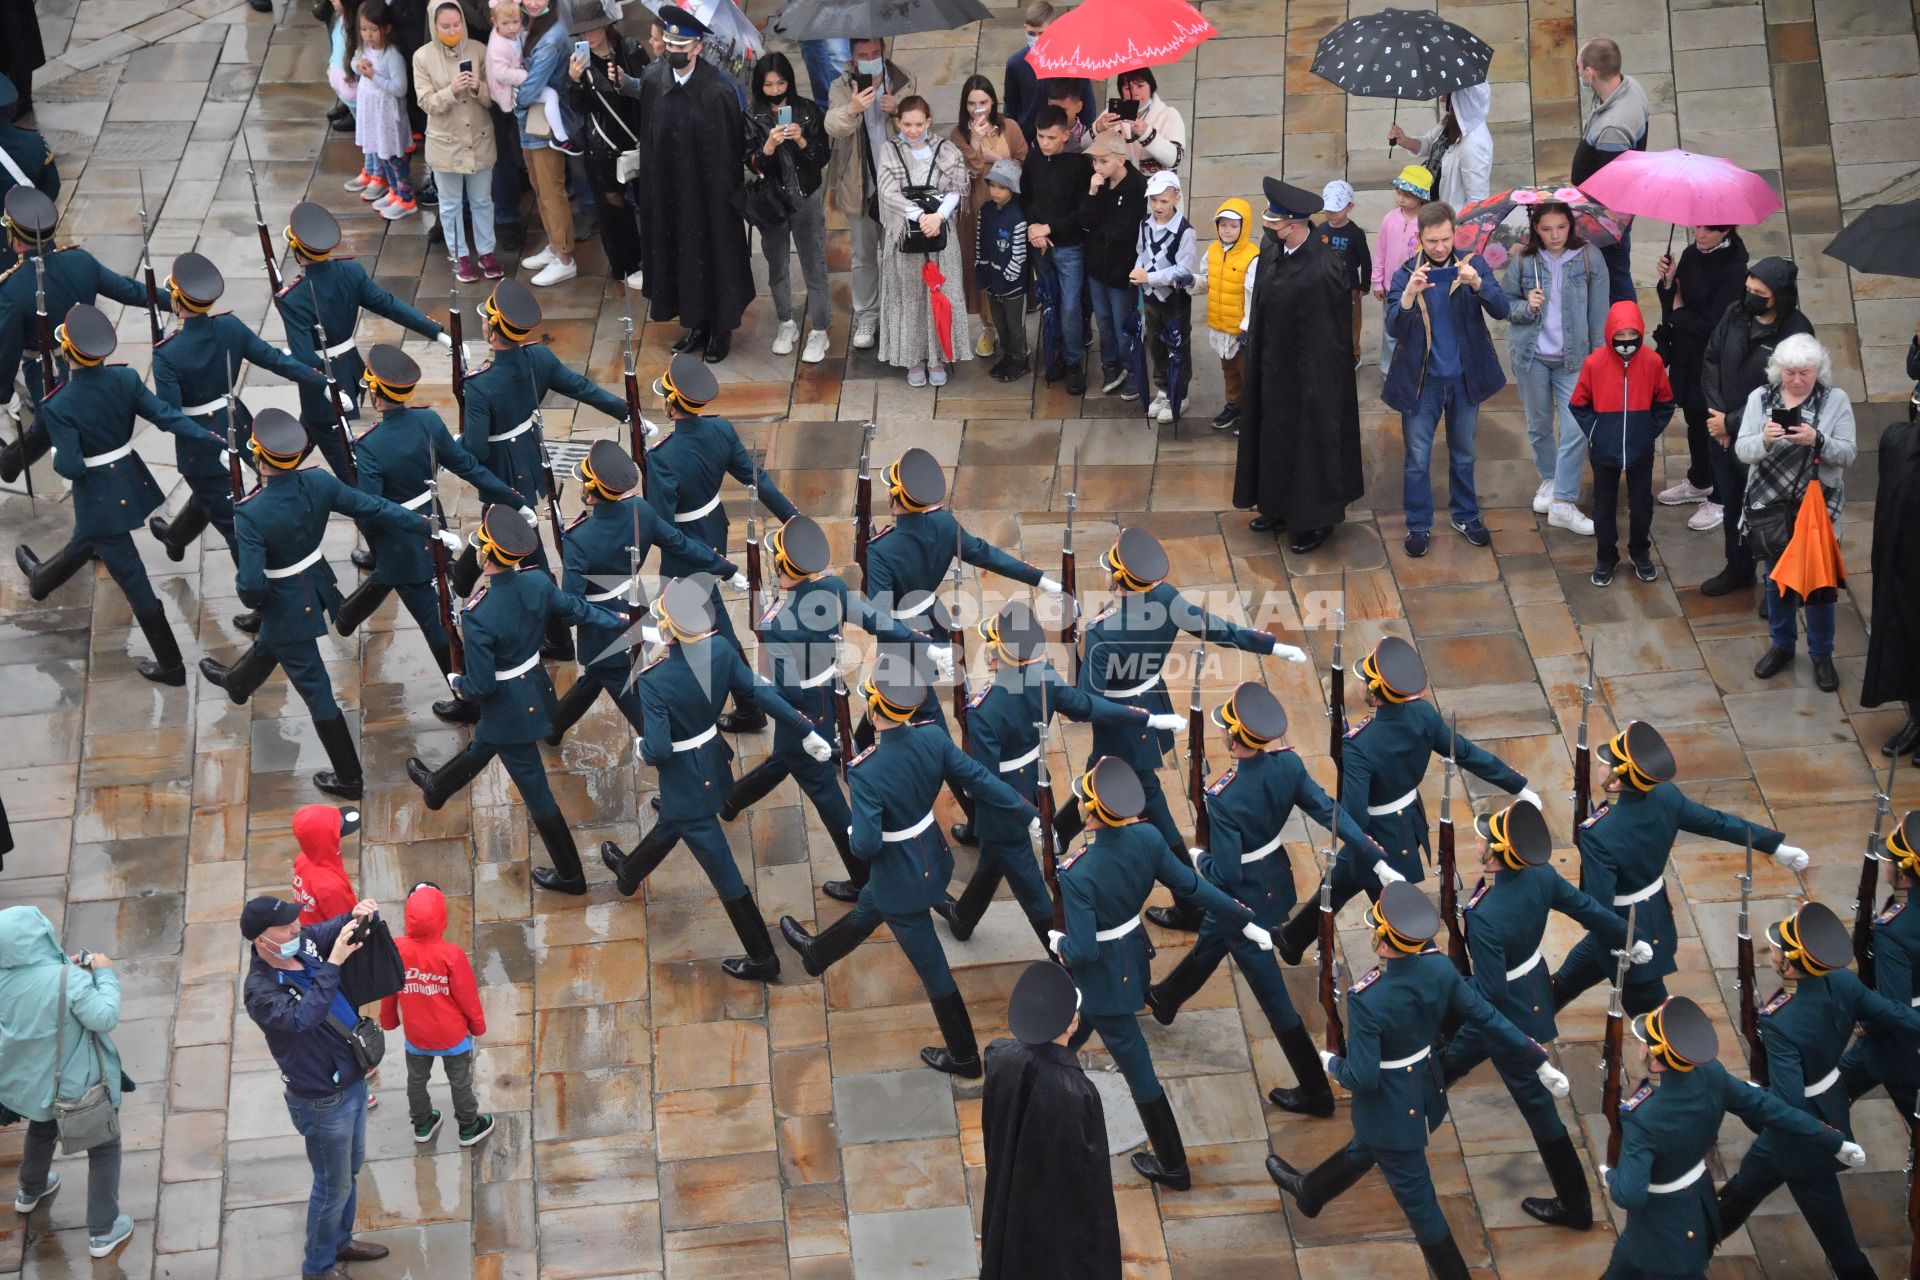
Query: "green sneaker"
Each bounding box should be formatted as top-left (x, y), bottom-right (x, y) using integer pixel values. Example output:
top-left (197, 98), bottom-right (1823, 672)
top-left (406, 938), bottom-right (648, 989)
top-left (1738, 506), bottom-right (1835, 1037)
top-left (458, 1114), bottom-right (495, 1147)
top-left (414, 1109), bottom-right (442, 1144)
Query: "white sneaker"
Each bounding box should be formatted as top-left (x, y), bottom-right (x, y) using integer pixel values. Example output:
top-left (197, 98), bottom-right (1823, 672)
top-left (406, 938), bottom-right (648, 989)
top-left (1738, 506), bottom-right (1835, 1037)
top-left (801, 330), bottom-right (830, 364)
top-left (14, 1171), bottom-right (58, 1213)
top-left (852, 314), bottom-right (878, 349)
top-left (530, 258), bottom-right (577, 287)
top-left (1533, 479), bottom-right (1554, 514)
top-left (1148, 392), bottom-right (1168, 419)
top-left (522, 246), bottom-right (557, 271)
top-left (1657, 478), bottom-right (1712, 505)
top-left (1688, 500), bottom-right (1724, 531)
top-left (928, 362), bottom-right (948, 387)
top-left (623, 269), bottom-right (644, 290)
top-left (1155, 398), bottom-right (1174, 424)
top-left (1548, 501), bottom-right (1595, 536)
top-left (371, 192), bottom-right (396, 211)
top-left (380, 198), bottom-right (416, 221)
top-left (772, 319), bottom-right (800, 356)
top-left (907, 363), bottom-right (927, 387)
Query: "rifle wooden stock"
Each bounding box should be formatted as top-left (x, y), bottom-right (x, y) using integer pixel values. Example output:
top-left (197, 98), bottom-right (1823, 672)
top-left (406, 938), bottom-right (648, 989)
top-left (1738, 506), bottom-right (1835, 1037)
top-left (33, 252), bottom-right (56, 397)
top-left (1439, 815), bottom-right (1466, 974)
top-left (448, 304), bottom-right (467, 419)
top-left (833, 678), bottom-right (856, 776)
top-left (622, 365), bottom-right (648, 497)
top-left (1601, 1009), bottom-right (1624, 1167)
top-left (431, 537), bottom-right (464, 676)
top-left (1188, 700), bottom-right (1209, 854)
top-left (1059, 546), bottom-right (1078, 678)
top-left (854, 422), bottom-right (875, 590)
top-left (1736, 931), bottom-right (1767, 1085)
top-left (1036, 687), bottom-right (1066, 936)
top-left (1318, 895), bottom-right (1345, 1056)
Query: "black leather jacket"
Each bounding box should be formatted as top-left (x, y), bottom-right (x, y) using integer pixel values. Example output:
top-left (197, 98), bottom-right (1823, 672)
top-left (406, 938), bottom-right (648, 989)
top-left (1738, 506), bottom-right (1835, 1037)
top-left (743, 96), bottom-right (829, 198)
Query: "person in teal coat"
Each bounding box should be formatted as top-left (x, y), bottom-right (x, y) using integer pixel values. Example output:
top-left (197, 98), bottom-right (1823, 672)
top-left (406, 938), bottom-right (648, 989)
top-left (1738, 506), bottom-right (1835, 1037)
top-left (1714, 901), bottom-right (1920, 1280)
top-left (1145, 681), bottom-right (1380, 1119)
top-left (13, 305), bottom-right (226, 687)
top-left (1840, 810), bottom-right (1920, 1119)
top-left (1601, 996), bottom-right (1857, 1280)
top-left (1050, 755), bottom-right (1261, 1192)
top-left (146, 252), bottom-right (328, 568)
top-left (0, 905), bottom-right (132, 1257)
top-left (1268, 882), bottom-right (1569, 1280)
top-left (405, 507), bottom-right (630, 894)
top-left (0, 75), bottom-right (57, 281)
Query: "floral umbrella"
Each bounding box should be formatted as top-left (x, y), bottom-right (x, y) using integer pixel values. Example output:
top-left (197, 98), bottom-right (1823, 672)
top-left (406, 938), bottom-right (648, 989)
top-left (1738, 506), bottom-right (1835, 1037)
top-left (1452, 185), bottom-right (1625, 271)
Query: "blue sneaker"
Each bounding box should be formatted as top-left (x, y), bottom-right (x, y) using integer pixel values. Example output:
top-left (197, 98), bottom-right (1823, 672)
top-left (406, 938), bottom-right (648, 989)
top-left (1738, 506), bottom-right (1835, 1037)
top-left (88, 1213), bottom-right (133, 1259)
top-left (14, 1171), bottom-right (58, 1213)
top-left (1450, 517), bottom-right (1491, 547)
top-left (1403, 529), bottom-right (1430, 558)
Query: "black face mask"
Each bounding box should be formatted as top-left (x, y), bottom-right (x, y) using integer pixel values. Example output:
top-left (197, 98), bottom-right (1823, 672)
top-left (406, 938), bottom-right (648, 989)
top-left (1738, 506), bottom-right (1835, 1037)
top-left (668, 50), bottom-right (691, 69)
top-left (764, 91), bottom-right (786, 105)
top-left (1744, 290), bottom-right (1771, 315)
top-left (1613, 336), bottom-right (1641, 359)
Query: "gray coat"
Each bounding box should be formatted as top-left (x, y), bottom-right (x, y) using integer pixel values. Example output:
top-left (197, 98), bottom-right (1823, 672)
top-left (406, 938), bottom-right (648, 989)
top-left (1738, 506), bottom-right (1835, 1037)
top-left (1502, 242), bottom-right (1609, 372)
top-left (1735, 381), bottom-right (1858, 532)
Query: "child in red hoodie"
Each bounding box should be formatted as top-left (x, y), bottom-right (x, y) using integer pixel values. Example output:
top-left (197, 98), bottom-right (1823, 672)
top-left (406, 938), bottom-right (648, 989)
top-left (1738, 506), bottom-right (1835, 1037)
top-left (291, 804), bottom-right (360, 926)
top-left (378, 882), bottom-right (493, 1146)
top-left (1570, 300), bottom-right (1676, 587)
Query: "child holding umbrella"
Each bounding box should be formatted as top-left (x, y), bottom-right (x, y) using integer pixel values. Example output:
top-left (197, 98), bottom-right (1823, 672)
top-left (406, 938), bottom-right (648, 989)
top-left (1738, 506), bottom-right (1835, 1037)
top-left (1129, 170), bottom-right (1196, 424)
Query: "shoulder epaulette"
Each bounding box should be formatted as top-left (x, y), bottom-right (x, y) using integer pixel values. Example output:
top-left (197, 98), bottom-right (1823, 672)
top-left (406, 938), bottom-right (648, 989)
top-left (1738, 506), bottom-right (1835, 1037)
top-left (0, 259), bottom-right (24, 286)
top-left (868, 523), bottom-right (894, 542)
top-left (639, 647), bottom-right (670, 673)
top-left (466, 359), bottom-right (496, 378)
top-left (1058, 840), bottom-right (1089, 873)
top-left (235, 483), bottom-right (263, 504)
top-left (966, 684), bottom-right (992, 710)
top-left (757, 599), bottom-right (783, 629)
top-left (563, 510), bottom-right (590, 534)
top-left (1204, 767), bottom-right (1236, 797)
top-left (1620, 1080), bottom-right (1654, 1112)
top-left (1759, 988), bottom-right (1791, 1016)
top-left (847, 743), bottom-right (876, 769)
top-left (1464, 880), bottom-right (1490, 911)
top-left (39, 381), bottom-right (65, 403)
top-left (1581, 803), bottom-right (1610, 829)
top-left (1088, 602), bottom-right (1118, 627)
top-left (464, 580), bottom-right (490, 609)
top-left (1344, 713), bottom-right (1374, 739)
top-left (1877, 897), bottom-right (1906, 925)
top-left (275, 274), bottom-right (304, 300)
top-left (1349, 967), bottom-right (1383, 995)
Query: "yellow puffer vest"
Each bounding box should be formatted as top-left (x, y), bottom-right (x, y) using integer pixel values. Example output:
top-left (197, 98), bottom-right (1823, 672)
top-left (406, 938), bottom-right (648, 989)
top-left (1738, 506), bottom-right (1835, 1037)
top-left (1206, 197), bottom-right (1258, 335)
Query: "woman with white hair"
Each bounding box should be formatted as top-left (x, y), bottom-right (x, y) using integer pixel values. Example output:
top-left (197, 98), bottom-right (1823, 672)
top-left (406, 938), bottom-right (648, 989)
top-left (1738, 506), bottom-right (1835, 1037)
top-left (1735, 332), bottom-right (1856, 692)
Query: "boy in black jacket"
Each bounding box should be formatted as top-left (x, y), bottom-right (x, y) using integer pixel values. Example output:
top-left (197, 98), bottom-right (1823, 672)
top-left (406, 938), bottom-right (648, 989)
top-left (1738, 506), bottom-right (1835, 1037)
top-left (1079, 133), bottom-right (1148, 399)
top-left (1022, 105), bottom-right (1093, 393)
top-left (977, 158), bottom-right (1031, 381)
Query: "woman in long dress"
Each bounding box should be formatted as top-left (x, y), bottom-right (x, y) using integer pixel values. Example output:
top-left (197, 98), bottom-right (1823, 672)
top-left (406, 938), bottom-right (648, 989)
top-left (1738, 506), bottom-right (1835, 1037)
top-left (876, 94), bottom-right (971, 386)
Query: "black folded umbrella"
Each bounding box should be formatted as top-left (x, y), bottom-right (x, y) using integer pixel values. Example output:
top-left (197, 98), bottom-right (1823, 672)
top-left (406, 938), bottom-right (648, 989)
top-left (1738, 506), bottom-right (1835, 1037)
top-left (338, 917), bottom-right (407, 1006)
top-left (1310, 8), bottom-right (1493, 101)
top-left (1824, 200), bottom-right (1920, 280)
top-left (772, 0), bottom-right (990, 41)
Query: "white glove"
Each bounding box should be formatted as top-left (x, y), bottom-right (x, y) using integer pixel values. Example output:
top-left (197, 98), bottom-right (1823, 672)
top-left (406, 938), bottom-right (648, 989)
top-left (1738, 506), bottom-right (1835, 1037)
top-left (445, 673), bottom-right (463, 696)
top-left (641, 416), bottom-right (663, 442)
top-left (928, 644), bottom-right (955, 684)
top-left (1627, 940), bottom-right (1654, 966)
top-left (729, 571), bottom-right (750, 593)
top-left (1319, 1049), bottom-right (1338, 1072)
top-left (1272, 643), bottom-right (1309, 665)
top-left (1773, 843), bottom-right (1810, 873)
top-left (1536, 1061), bottom-right (1571, 1098)
top-left (1241, 921), bottom-right (1275, 951)
top-left (1, 392), bottom-right (18, 421)
top-left (1187, 848), bottom-right (1205, 865)
top-left (1038, 575), bottom-right (1062, 594)
top-left (517, 505), bottom-right (537, 525)
top-left (801, 731), bottom-right (833, 762)
top-left (1374, 861), bottom-right (1407, 887)
top-left (1517, 786), bottom-right (1543, 811)
top-left (1839, 1141), bottom-right (1866, 1167)
top-left (336, 389), bottom-right (356, 413)
top-left (641, 624), bottom-right (661, 646)
top-left (1147, 713), bottom-right (1184, 732)
top-left (1029, 816), bottom-right (1042, 843)
top-left (435, 332), bottom-right (453, 349)
top-left (220, 448), bottom-right (236, 469)
top-left (435, 529), bottom-right (463, 553)
top-left (1047, 929), bottom-right (1065, 956)
top-left (1597, 1163), bottom-right (1611, 1182)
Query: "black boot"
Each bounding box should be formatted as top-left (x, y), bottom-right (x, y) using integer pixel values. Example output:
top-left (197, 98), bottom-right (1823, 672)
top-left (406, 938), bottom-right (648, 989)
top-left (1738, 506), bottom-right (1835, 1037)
top-left (703, 328), bottom-right (732, 364)
top-left (948, 820), bottom-right (979, 847)
top-left (1885, 710), bottom-right (1920, 758)
top-left (149, 504), bottom-right (210, 563)
top-left (450, 542), bottom-right (482, 597)
top-left (541, 617), bottom-right (575, 662)
top-left (1131, 1094), bottom-right (1192, 1190)
top-left (920, 990), bottom-right (982, 1077)
top-left (199, 641), bottom-right (276, 706)
top-left (716, 698), bottom-right (768, 735)
top-left (1418, 1235), bottom-right (1472, 1280)
top-left (778, 911), bottom-right (872, 978)
top-left (1274, 900), bottom-right (1321, 966)
top-left (1144, 898), bottom-right (1207, 932)
top-left (233, 611), bottom-right (262, 635)
top-left (531, 812), bottom-right (588, 895)
top-left (672, 328), bottom-right (708, 355)
top-left (936, 859), bottom-right (1004, 942)
top-left (350, 544), bottom-right (377, 572)
top-left (543, 675), bottom-right (600, 746)
top-left (1714, 1172), bottom-right (1764, 1238)
top-left (15, 542), bottom-right (88, 602)
top-left (132, 606), bottom-right (187, 687)
top-left (0, 420), bottom-right (48, 483)
top-left (1520, 1133), bottom-right (1593, 1230)
top-left (719, 892), bottom-right (780, 981)
top-left (405, 749), bottom-right (486, 812)
top-left (1267, 1024), bottom-right (1336, 1118)
top-left (332, 578), bottom-right (391, 636)
top-left (312, 715), bottom-right (363, 800)
top-left (599, 822), bottom-right (678, 897)
top-left (1265, 1145), bottom-right (1375, 1218)
top-left (719, 755), bottom-right (790, 821)
top-left (820, 823), bottom-right (869, 903)
top-left (1145, 943), bottom-right (1215, 1026)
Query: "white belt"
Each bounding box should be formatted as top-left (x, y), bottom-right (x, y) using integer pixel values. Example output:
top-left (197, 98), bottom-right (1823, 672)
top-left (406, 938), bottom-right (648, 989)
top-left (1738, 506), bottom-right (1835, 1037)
top-left (82, 441), bottom-right (136, 468)
top-left (1506, 948), bottom-right (1545, 982)
top-left (324, 336), bottom-right (356, 359)
top-left (882, 810), bottom-right (937, 843)
top-left (896, 593), bottom-right (937, 619)
top-left (797, 665), bottom-right (839, 690)
top-left (1614, 879), bottom-right (1664, 907)
top-left (264, 546), bottom-right (326, 579)
top-left (673, 724), bottom-right (718, 753)
top-left (1368, 789), bottom-right (1419, 816)
top-left (1804, 1067), bottom-right (1840, 1098)
top-left (490, 415), bottom-right (535, 443)
top-left (400, 489), bottom-right (436, 510)
top-left (1096, 913), bottom-right (1142, 943)
top-left (496, 652), bottom-right (541, 681)
top-left (1109, 674), bottom-right (1161, 699)
top-left (998, 746), bottom-right (1039, 773)
top-left (1647, 1161), bottom-right (1707, 1195)
top-left (673, 491), bottom-right (722, 523)
top-left (1241, 831), bottom-right (1284, 863)
top-left (1909, 996), bottom-right (1920, 1008)
top-left (584, 576), bottom-right (633, 602)
top-left (182, 398), bottom-right (226, 417)
top-left (1380, 1045), bottom-right (1432, 1071)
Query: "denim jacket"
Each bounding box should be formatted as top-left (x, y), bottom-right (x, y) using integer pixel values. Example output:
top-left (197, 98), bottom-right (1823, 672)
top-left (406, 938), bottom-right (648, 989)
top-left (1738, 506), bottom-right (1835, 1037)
top-left (1502, 242), bottom-right (1609, 373)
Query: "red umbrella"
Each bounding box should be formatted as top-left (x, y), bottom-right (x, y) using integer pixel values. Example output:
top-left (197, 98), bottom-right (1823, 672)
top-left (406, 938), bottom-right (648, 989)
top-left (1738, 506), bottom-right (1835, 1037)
top-left (1028, 0), bottom-right (1217, 78)
top-left (1576, 149), bottom-right (1782, 227)
top-left (921, 259), bottom-right (955, 362)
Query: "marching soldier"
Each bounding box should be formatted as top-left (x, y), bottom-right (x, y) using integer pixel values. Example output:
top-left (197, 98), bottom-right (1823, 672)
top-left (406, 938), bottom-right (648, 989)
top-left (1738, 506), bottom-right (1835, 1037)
top-left (1275, 635), bottom-right (1539, 961)
top-left (645, 352), bottom-right (793, 731)
top-left (1601, 996), bottom-right (1860, 1280)
top-left (1267, 882), bottom-right (1571, 1280)
top-left (0, 188), bottom-right (147, 480)
top-left (1079, 526), bottom-right (1306, 930)
top-left (1550, 721), bottom-right (1808, 1017)
top-left (147, 252), bottom-right (328, 574)
top-left (1840, 811), bottom-right (1920, 1119)
top-left (1714, 901), bottom-right (1920, 1280)
top-left (779, 655), bottom-right (1037, 1079)
top-left (938, 600), bottom-right (1170, 947)
top-left (332, 344), bottom-right (523, 716)
top-left (1439, 798), bottom-right (1646, 1231)
top-left (12, 304), bottom-right (225, 685)
top-left (1144, 681), bottom-right (1380, 1118)
top-left (1051, 756), bottom-right (1264, 1190)
top-left (546, 439), bottom-right (743, 744)
top-left (404, 507), bottom-right (629, 892)
top-left (598, 578), bottom-right (832, 979)
top-left (717, 514), bottom-right (931, 902)
top-left (274, 201), bottom-right (449, 485)
top-left (0, 75), bottom-right (57, 277)
top-left (198, 409), bottom-right (460, 798)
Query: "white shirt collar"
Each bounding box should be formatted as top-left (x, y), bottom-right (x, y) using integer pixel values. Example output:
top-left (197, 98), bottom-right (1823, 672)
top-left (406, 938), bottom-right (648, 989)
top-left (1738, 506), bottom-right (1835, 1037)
top-left (672, 60), bottom-right (695, 86)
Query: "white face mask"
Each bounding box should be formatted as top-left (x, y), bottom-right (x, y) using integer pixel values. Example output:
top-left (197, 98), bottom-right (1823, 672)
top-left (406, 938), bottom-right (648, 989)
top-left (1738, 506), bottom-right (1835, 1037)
top-left (1025, 31), bottom-right (1039, 46)
top-left (277, 936), bottom-right (302, 959)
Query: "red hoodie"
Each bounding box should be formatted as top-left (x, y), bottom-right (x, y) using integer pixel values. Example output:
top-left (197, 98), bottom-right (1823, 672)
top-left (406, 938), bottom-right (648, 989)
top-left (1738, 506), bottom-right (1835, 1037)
top-left (1568, 300), bottom-right (1676, 468)
top-left (291, 804), bottom-right (358, 927)
top-left (378, 885), bottom-right (486, 1052)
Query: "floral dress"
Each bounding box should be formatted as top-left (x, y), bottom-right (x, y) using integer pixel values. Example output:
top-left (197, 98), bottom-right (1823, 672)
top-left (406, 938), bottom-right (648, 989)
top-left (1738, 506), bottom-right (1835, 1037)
top-left (876, 138), bottom-right (971, 370)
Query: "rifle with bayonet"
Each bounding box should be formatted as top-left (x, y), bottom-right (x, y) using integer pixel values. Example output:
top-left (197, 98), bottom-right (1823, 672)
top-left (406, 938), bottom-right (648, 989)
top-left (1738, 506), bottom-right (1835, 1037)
top-left (1330, 565), bottom-right (1348, 797)
top-left (1857, 747), bottom-right (1898, 984)
top-left (1060, 447), bottom-right (1080, 679)
top-left (426, 431), bottom-right (464, 679)
top-left (1440, 713), bottom-right (1467, 975)
top-left (746, 453), bottom-right (764, 642)
top-left (1187, 639), bottom-right (1209, 854)
top-left (241, 132), bottom-right (282, 293)
top-left (448, 285), bottom-right (467, 420)
top-left (1574, 639), bottom-right (1596, 890)
top-left (1037, 674), bottom-right (1066, 936)
top-left (619, 311), bottom-right (650, 498)
top-left (1318, 838), bottom-right (1346, 1056)
top-left (222, 352), bottom-right (247, 504)
top-left (853, 420), bottom-right (875, 591)
top-left (1601, 902), bottom-right (1638, 1168)
top-left (1735, 824), bottom-right (1767, 1085)
top-left (135, 171), bottom-right (164, 348)
top-left (948, 525), bottom-right (977, 828)
top-left (31, 246), bottom-right (56, 400)
top-left (307, 280), bottom-right (358, 485)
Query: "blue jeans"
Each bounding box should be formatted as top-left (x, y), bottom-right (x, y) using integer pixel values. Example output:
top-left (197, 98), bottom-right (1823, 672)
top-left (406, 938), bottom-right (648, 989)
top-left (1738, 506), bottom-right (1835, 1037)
top-left (1087, 279), bottom-right (1135, 388)
top-left (1602, 223), bottom-right (1633, 304)
top-left (430, 167), bottom-right (496, 258)
top-left (1766, 574), bottom-right (1836, 659)
top-left (1515, 357), bottom-right (1586, 502)
top-left (1037, 244), bottom-right (1086, 372)
top-left (799, 39), bottom-right (851, 110)
top-left (285, 1077), bottom-right (367, 1277)
top-left (1400, 373), bottom-right (1481, 532)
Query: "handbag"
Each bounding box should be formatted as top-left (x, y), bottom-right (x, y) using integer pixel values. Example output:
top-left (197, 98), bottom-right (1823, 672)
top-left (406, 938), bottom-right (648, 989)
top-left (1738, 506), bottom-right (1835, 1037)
top-left (327, 1010), bottom-right (387, 1071)
top-left (51, 966), bottom-right (120, 1154)
top-left (526, 100), bottom-right (552, 139)
top-left (891, 141), bottom-right (949, 255)
top-left (733, 172), bottom-right (799, 232)
top-left (1744, 403), bottom-right (1820, 564)
top-left (338, 917), bottom-right (407, 1007)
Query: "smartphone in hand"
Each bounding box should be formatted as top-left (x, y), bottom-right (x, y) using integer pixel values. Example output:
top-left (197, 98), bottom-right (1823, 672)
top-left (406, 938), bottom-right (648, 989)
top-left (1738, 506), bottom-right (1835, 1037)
top-left (459, 58), bottom-right (473, 74)
top-left (777, 104), bottom-right (793, 127)
top-left (1425, 264), bottom-right (1458, 289)
top-left (1117, 98), bottom-right (1140, 122)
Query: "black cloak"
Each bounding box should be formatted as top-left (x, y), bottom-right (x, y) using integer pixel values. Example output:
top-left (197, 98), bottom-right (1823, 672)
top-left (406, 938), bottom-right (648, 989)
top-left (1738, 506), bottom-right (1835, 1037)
top-left (1231, 233), bottom-right (1366, 533)
top-left (630, 58), bottom-right (755, 333)
top-left (1863, 419), bottom-right (1920, 709)
top-left (978, 1038), bottom-right (1120, 1280)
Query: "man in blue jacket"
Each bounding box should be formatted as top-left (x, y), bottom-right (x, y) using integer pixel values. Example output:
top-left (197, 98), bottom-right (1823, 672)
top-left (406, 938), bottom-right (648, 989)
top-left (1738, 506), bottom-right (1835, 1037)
top-left (241, 895), bottom-right (390, 1280)
top-left (1384, 201), bottom-right (1510, 558)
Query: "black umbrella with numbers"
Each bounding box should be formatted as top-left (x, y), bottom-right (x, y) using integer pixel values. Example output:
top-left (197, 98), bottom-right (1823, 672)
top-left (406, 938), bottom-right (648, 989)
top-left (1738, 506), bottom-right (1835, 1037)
top-left (1311, 8), bottom-right (1493, 149)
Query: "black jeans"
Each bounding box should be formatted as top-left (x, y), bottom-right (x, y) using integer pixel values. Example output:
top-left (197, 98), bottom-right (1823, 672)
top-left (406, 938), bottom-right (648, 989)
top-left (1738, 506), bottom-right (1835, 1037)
top-left (1708, 432), bottom-right (1754, 578)
top-left (20, 1119), bottom-right (121, 1236)
top-left (1592, 455), bottom-right (1653, 567)
top-left (1679, 400), bottom-right (1714, 492)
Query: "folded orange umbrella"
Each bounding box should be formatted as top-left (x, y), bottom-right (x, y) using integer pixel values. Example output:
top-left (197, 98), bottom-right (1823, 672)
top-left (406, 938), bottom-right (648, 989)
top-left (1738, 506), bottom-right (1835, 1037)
top-left (1769, 477), bottom-right (1846, 606)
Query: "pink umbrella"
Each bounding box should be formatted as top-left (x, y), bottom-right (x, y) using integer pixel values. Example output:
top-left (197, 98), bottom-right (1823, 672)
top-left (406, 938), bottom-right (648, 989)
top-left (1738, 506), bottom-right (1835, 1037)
top-left (1028, 0), bottom-right (1217, 78)
top-left (1576, 149), bottom-right (1782, 227)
